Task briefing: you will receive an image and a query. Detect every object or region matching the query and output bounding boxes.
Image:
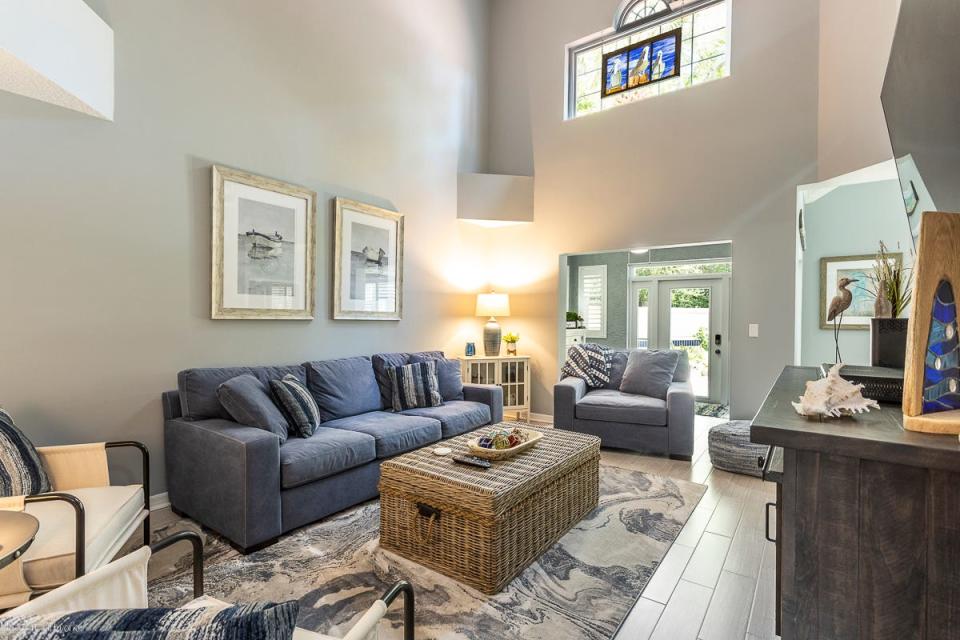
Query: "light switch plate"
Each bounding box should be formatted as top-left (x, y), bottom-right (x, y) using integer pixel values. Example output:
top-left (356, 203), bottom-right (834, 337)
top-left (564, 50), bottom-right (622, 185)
top-left (748, 324), bottom-right (760, 338)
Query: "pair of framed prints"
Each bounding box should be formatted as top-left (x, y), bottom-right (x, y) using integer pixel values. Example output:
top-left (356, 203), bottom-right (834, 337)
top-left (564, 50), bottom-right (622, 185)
top-left (211, 165), bottom-right (403, 321)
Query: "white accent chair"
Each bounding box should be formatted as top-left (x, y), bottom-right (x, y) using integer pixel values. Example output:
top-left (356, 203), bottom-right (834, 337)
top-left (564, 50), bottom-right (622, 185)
top-left (2, 532), bottom-right (415, 640)
top-left (0, 441), bottom-right (150, 608)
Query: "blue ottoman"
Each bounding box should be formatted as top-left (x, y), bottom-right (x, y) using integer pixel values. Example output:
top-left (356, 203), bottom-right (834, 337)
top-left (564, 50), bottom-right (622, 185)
top-left (707, 420), bottom-right (767, 477)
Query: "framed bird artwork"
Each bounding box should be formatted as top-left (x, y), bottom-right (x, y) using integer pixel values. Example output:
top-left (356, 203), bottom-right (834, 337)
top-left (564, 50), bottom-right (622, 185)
top-left (819, 254), bottom-right (902, 331)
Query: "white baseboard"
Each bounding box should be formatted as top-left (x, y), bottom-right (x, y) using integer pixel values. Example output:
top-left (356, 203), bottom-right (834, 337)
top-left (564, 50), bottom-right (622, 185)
top-left (149, 492), bottom-right (170, 512)
top-left (530, 412), bottom-right (553, 423)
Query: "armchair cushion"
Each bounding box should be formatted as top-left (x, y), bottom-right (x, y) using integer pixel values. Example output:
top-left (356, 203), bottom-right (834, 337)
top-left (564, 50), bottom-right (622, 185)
top-left (36, 444), bottom-right (109, 492)
top-left (217, 374), bottom-right (290, 443)
top-left (619, 349), bottom-right (680, 399)
top-left (0, 409), bottom-right (51, 498)
top-left (21, 485), bottom-right (145, 590)
top-left (575, 390), bottom-right (668, 426)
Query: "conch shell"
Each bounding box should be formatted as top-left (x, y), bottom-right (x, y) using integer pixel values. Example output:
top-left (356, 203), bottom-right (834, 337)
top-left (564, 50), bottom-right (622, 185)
top-left (792, 364), bottom-right (880, 417)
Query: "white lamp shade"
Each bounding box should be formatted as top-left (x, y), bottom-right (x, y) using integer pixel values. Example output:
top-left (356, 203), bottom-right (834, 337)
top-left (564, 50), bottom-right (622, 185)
top-left (476, 293), bottom-right (510, 318)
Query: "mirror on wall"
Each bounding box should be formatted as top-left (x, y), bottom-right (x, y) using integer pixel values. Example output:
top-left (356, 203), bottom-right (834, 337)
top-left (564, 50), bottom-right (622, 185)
top-left (794, 161), bottom-right (914, 368)
top-left (882, 0), bottom-right (960, 242)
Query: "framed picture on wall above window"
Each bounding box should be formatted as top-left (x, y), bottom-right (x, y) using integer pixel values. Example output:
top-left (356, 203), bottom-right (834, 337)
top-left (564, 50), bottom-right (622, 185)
top-left (602, 28), bottom-right (681, 97)
top-left (333, 197), bottom-right (404, 321)
top-left (211, 165), bottom-right (317, 320)
top-left (820, 253), bottom-right (903, 330)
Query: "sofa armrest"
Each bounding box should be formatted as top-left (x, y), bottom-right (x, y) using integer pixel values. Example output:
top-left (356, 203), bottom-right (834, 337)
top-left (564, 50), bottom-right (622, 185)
top-left (164, 419), bottom-right (281, 550)
top-left (666, 380), bottom-right (696, 459)
top-left (463, 384), bottom-right (503, 424)
top-left (554, 377), bottom-right (587, 429)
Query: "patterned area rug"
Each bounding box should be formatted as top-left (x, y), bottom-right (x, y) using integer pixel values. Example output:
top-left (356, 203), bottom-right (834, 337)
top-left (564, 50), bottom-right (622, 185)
top-left (149, 464), bottom-right (704, 639)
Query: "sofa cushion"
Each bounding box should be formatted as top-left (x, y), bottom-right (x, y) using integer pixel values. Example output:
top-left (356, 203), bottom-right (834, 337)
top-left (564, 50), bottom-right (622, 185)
top-left (388, 361), bottom-right (443, 411)
top-left (178, 365), bottom-right (306, 421)
top-left (22, 485), bottom-right (145, 590)
top-left (619, 349), bottom-right (680, 400)
top-left (401, 401), bottom-right (491, 438)
top-left (323, 412), bottom-right (442, 458)
top-left (270, 375), bottom-right (321, 438)
top-left (673, 350), bottom-right (691, 382)
top-left (0, 408), bottom-right (51, 498)
top-left (279, 427), bottom-right (376, 489)
top-left (216, 375), bottom-right (290, 443)
top-left (410, 355), bottom-right (464, 401)
top-left (576, 389), bottom-right (668, 426)
top-left (305, 357), bottom-right (381, 422)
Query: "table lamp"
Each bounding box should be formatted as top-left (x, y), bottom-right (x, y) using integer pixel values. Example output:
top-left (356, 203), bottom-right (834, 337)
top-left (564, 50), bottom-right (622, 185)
top-left (476, 292), bottom-right (510, 356)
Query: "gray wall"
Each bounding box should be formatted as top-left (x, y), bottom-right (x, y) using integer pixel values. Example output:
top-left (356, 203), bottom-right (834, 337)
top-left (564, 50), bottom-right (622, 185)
top-left (0, 0), bottom-right (490, 495)
top-left (567, 252), bottom-right (630, 350)
top-left (799, 180), bottom-right (913, 366)
top-left (485, 0), bottom-right (821, 419)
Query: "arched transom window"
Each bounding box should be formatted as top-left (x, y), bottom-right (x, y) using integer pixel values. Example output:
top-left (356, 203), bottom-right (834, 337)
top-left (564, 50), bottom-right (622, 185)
top-left (568, 0), bottom-right (730, 119)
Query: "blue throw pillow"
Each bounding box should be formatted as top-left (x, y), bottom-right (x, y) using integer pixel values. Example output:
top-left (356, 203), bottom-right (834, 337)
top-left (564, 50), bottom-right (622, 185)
top-left (0, 408), bottom-right (51, 498)
top-left (270, 375), bottom-right (321, 438)
top-left (217, 375), bottom-right (291, 443)
top-left (389, 361), bottom-right (443, 411)
top-left (0, 601), bottom-right (299, 639)
top-left (409, 354), bottom-right (464, 401)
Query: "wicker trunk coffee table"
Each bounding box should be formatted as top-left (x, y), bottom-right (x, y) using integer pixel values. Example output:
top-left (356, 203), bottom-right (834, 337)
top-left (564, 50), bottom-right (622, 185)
top-left (379, 424), bottom-right (601, 594)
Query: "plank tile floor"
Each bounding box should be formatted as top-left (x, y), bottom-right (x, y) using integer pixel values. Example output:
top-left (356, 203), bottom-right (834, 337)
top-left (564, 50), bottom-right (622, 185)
top-left (607, 416), bottom-right (779, 640)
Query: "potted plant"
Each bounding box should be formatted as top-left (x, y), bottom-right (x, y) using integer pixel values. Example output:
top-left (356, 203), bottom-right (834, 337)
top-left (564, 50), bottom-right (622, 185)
top-left (566, 311), bottom-right (583, 329)
top-left (869, 241), bottom-right (912, 368)
top-left (503, 332), bottom-right (520, 355)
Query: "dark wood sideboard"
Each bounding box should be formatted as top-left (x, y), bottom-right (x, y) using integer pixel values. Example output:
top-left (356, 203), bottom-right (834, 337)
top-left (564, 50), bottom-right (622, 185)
top-left (751, 366), bottom-right (960, 640)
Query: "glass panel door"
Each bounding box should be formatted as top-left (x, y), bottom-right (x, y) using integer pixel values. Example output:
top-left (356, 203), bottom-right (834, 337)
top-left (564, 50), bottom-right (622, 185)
top-left (630, 282), bottom-right (653, 349)
top-left (656, 278), bottom-right (726, 401)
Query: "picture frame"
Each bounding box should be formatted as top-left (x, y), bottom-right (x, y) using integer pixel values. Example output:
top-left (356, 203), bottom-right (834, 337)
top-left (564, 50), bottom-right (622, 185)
top-left (602, 28), bottom-right (681, 98)
top-left (211, 165), bottom-right (317, 320)
top-left (333, 197), bottom-right (404, 321)
top-left (819, 253), bottom-right (903, 330)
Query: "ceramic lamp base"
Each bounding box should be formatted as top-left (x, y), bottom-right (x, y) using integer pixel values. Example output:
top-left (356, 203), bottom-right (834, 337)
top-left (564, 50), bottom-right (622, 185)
top-left (484, 318), bottom-right (501, 356)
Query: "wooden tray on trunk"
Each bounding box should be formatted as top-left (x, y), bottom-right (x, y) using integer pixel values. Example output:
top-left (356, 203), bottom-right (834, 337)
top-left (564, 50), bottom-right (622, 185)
top-left (466, 428), bottom-right (543, 460)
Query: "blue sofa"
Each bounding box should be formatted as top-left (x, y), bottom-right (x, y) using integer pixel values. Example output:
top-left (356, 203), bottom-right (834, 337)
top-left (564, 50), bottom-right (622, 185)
top-left (554, 350), bottom-right (695, 460)
top-left (162, 352), bottom-right (503, 552)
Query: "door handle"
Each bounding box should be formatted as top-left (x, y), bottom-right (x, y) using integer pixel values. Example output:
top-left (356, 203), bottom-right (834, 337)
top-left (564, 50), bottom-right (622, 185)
top-left (714, 349), bottom-right (721, 356)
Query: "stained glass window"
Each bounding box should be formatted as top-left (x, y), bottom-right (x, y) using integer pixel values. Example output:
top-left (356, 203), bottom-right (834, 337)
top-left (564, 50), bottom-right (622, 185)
top-left (570, 0), bottom-right (730, 119)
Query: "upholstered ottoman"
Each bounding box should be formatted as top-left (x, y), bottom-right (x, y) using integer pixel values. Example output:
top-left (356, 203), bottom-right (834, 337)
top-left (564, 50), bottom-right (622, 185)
top-left (707, 420), bottom-right (767, 477)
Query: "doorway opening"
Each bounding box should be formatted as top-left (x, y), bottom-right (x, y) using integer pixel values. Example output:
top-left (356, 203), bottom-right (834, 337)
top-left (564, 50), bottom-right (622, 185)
top-left (561, 243), bottom-right (732, 411)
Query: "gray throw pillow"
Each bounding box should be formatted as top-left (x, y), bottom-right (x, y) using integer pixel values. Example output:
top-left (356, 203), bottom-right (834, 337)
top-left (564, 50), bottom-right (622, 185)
top-left (619, 349), bottom-right (681, 399)
top-left (217, 375), bottom-right (290, 443)
top-left (673, 349), bottom-right (690, 382)
top-left (0, 408), bottom-right (51, 498)
top-left (410, 354), bottom-right (464, 401)
top-left (270, 375), bottom-right (321, 439)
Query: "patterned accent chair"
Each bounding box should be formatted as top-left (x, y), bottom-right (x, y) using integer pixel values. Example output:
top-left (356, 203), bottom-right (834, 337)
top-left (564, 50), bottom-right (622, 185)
top-left (0, 441), bottom-right (150, 608)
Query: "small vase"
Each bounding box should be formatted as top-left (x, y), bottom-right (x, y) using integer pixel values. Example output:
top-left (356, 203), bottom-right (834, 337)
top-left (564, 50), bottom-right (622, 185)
top-left (506, 342), bottom-right (517, 355)
top-left (874, 295), bottom-right (893, 319)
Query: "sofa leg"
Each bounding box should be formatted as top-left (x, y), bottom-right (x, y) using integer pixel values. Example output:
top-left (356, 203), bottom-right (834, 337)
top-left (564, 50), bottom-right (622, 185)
top-left (229, 538), bottom-right (279, 555)
top-left (669, 454), bottom-right (693, 462)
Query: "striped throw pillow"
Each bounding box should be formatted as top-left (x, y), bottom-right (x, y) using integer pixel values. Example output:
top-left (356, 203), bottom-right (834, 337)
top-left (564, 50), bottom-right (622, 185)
top-left (0, 408), bottom-right (51, 498)
top-left (388, 361), bottom-right (443, 411)
top-left (270, 375), bottom-right (321, 438)
top-left (0, 601), bottom-right (299, 639)
top-left (561, 343), bottom-right (613, 388)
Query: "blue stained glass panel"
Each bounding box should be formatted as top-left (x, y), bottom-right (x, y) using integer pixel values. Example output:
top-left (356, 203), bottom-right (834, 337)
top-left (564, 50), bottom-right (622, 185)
top-left (605, 52), bottom-right (629, 95)
top-left (628, 45), bottom-right (652, 88)
top-left (651, 35), bottom-right (678, 81)
top-left (922, 280), bottom-right (960, 413)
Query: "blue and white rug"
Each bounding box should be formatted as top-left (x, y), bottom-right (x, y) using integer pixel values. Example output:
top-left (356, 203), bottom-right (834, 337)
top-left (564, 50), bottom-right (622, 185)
top-left (150, 464), bottom-right (704, 640)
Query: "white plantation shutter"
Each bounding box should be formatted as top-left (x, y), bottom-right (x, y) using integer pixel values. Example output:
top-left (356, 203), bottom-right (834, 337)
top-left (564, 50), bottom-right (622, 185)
top-left (578, 265), bottom-right (607, 338)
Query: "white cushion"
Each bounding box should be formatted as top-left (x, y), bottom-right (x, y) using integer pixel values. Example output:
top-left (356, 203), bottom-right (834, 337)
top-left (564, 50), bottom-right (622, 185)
top-left (21, 485), bottom-right (145, 590)
top-left (184, 597), bottom-right (334, 639)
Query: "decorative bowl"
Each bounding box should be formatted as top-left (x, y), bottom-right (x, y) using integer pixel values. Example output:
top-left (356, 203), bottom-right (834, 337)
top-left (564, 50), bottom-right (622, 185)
top-left (466, 429), bottom-right (543, 460)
